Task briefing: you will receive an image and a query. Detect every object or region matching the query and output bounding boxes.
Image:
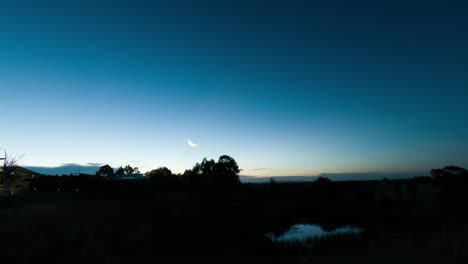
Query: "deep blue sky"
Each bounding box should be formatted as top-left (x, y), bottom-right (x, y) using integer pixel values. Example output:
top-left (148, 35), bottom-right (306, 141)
top-left (1, 0), bottom-right (468, 176)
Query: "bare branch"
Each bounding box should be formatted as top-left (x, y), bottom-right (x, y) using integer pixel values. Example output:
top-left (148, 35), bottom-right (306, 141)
top-left (1, 150), bottom-right (24, 184)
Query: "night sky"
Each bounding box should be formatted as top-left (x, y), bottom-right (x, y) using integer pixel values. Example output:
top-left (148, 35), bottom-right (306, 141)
top-left (1, 0), bottom-right (468, 176)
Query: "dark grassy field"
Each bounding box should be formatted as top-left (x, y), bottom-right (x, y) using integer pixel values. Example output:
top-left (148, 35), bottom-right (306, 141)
top-left (1, 178), bottom-right (468, 263)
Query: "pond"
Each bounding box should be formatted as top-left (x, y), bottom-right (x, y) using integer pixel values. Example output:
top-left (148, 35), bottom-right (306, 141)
top-left (266, 223), bottom-right (363, 244)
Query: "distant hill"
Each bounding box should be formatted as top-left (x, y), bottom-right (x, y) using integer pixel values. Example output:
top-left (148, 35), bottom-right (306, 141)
top-left (240, 172), bottom-right (427, 183)
top-left (25, 164), bottom-right (101, 176)
top-left (14, 167), bottom-right (44, 177)
top-left (318, 172), bottom-right (427, 181)
top-left (240, 176), bottom-right (316, 183)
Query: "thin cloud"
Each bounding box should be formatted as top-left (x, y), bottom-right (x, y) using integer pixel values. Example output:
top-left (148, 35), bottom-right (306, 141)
top-left (87, 163), bottom-right (102, 166)
top-left (253, 168), bottom-right (267, 171)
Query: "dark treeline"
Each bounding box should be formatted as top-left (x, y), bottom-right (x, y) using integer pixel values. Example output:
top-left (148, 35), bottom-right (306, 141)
top-left (29, 155), bottom-right (241, 194)
top-left (28, 159), bottom-right (468, 203)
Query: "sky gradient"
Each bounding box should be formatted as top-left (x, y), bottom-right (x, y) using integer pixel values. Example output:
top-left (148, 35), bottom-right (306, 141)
top-left (1, 0), bottom-right (468, 177)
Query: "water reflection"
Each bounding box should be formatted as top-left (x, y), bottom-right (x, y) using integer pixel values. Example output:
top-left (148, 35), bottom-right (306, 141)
top-left (266, 223), bottom-right (362, 243)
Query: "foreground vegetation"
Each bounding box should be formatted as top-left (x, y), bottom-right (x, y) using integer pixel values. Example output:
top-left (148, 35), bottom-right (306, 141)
top-left (2, 159), bottom-right (468, 263)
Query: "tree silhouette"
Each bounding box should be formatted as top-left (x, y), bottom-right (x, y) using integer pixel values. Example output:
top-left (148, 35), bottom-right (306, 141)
top-left (115, 165), bottom-right (140, 176)
top-left (213, 155), bottom-right (241, 186)
top-left (115, 167), bottom-right (124, 176)
top-left (146, 167), bottom-right (178, 191)
top-left (314, 176), bottom-right (339, 204)
top-left (124, 165), bottom-right (140, 175)
top-left (315, 176), bottom-right (332, 185)
top-left (147, 167), bottom-right (172, 178)
top-left (95, 165), bottom-right (114, 177)
top-left (431, 165), bottom-right (468, 191)
top-left (270, 177), bottom-right (277, 185)
top-left (183, 155), bottom-right (240, 191)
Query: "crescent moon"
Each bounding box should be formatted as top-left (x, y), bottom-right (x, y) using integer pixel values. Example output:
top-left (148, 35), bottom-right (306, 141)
top-left (188, 139), bottom-right (198, 147)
